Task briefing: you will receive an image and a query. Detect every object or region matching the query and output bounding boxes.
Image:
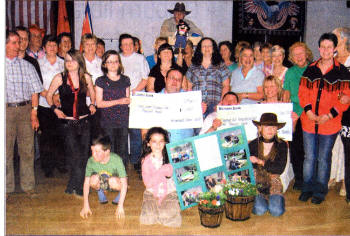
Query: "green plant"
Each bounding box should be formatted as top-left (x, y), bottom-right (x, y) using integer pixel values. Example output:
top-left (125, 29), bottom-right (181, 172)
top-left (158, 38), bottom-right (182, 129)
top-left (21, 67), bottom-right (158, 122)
top-left (198, 185), bottom-right (227, 208)
top-left (224, 180), bottom-right (257, 197)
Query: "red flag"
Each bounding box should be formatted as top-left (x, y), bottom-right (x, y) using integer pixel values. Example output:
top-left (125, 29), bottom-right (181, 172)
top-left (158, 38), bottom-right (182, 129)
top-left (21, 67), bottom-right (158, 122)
top-left (57, 0), bottom-right (70, 36)
top-left (79, 1), bottom-right (93, 51)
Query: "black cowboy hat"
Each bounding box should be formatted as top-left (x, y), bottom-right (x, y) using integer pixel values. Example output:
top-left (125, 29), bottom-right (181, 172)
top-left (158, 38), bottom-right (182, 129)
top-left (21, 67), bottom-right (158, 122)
top-left (252, 113), bottom-right (286, 130)
top-left (168, 2), bottom-right (191, 15)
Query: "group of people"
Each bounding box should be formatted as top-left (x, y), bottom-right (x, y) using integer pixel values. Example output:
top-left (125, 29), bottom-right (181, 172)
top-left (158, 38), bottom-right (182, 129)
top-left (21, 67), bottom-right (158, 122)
top-left (5, 1), bottom-right (350, 228)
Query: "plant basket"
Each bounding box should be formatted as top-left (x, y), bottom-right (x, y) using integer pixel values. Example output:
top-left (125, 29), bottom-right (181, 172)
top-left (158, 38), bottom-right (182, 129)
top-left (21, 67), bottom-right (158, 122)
top-left (198, 205), bottom-right (224, 228)
top-left (224, 195), bottom-right (255, 221)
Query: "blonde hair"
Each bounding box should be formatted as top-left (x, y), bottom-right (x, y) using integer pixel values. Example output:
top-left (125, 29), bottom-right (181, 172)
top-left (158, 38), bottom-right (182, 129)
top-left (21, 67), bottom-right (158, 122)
top-left (271, 45), bottom-right (285, 57)
top-left (80, 33), bottom-right (98, 46)
top-left (288, 42), bottom-right (313, 64)
top-left (334, 27), bottom-right (350, 51)
top-left (263, 75), bottom-right (283, 101)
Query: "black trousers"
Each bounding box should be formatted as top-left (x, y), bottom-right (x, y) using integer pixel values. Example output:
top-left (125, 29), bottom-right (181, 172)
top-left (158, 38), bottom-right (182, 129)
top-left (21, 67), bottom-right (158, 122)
top-left (289, 118), bottom-right (305, 186)
top-left (38, 106), bottom-right (65, 175)
top-left (341, 135), bottom-right (350, 201)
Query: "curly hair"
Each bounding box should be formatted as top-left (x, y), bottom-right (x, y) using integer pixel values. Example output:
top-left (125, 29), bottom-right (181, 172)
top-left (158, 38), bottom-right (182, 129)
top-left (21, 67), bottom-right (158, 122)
top-left (192, 37), bottom-right (221, 66)
top-left (288, 42), bottom-right (313, 64)
top-left (218, 41), bottom-right (235, 63)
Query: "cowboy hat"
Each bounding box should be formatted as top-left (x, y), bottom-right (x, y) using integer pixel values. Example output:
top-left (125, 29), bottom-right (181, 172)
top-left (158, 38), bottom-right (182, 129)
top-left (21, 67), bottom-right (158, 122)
top-left (168, 2), bottom-right (191, 15)
top-left (252, 113), bottom-right (286, 130)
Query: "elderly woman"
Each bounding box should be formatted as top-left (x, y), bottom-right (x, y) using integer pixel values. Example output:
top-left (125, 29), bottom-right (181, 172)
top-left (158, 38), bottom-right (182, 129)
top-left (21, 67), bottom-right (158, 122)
top-left (282, 42), bottom-right (313, 190)
top-left (219, 41), bottom-right (237, 72)
top-left (270, 45), bottom-right (288, 85)
top-left (260, 75), bottom-right (283, 103)
top-left (258, 43), bottom-right (273, 76)
top-left (146, 43), bottom-right (183, 93)
top-left (298, 33), bottom-right (350, 205)
top-left (186, 37), bottom-right (231, 116)
top-left (46, 50), bottom-right (96, 197)
top-left (231, 45), bottom-right (265, 104)
top-left (234, 41), bottom-right (250, 67)
top-left (329, 27), bottom-right (350, 201)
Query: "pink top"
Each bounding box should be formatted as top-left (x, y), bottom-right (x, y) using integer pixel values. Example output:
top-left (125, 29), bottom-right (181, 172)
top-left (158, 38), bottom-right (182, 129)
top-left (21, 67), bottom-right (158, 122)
top-left (142, 154), bottom-right (176, 204)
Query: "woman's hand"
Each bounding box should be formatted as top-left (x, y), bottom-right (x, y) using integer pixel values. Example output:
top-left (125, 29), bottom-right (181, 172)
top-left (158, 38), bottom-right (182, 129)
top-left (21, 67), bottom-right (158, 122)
top-left (54, 109), bottom-right (66, 119)
top-left (89, 104), bottom-right (96, 115)
top-left (306, 110), bottom-right (318, 122)
top-left (250, 155), bottom-right (264, 166)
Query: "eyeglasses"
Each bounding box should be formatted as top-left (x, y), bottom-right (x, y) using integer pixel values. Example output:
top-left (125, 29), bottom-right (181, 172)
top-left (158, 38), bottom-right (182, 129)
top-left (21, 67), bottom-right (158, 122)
top-left (105, 60), bottom-right (119, 64)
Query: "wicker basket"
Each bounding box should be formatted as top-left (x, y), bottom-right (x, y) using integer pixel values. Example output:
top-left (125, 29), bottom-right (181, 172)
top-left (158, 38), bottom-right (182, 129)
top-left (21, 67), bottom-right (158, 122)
top-left (224, 195), bottom-right (255, 221)
top-left (198, 205), bottom-right (224, 228)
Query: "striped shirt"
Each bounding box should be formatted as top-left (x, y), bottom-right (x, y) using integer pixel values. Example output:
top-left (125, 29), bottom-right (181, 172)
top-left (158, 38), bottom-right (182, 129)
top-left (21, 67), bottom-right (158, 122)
top-left (6, 57), bottom-right (44, 103)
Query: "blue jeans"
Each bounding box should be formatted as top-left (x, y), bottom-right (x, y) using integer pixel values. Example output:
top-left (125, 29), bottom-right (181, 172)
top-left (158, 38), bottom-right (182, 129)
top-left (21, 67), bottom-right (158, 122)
top-left (253, 194), bottom-right (285, 217)
top-left (129, 128), bottom-right (142, 164)
top-left (302, 131), bottom-right (337, 200)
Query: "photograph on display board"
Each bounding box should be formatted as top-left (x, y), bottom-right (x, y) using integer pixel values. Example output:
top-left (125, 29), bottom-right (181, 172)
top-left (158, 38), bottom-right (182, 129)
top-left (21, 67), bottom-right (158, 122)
top-left (228, 169), bottom-right (252, 183)
top-left (175, 164), bottom-right (200, 185)
top-left (224, 149), bottom-right (248, 171)
top-left (181, 186), bottom-right (203, 207)
top-left (219, 129), bottom-right (244, 148)
top-left (169, 142), bottom-right (195, 164)
top-left (204, 171), bottom-right (226, 191)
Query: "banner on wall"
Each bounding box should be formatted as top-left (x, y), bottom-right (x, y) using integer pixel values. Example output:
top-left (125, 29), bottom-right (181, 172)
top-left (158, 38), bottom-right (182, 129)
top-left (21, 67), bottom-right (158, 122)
top-left (129, 91), bottom-right (203, 129)
top-left (57, 0), bottom-right (70, 35)
top-left (166, 126), bottom-right (255, 210)
top-left (79, 0), bottom-right (93, 51)
top-left (216, 103), bottom-right (293, 141)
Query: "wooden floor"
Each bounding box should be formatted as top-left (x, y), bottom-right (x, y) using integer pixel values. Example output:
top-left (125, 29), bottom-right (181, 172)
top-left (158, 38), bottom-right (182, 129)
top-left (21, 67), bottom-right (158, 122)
top-left (6, 163), bottom-right (350, 235)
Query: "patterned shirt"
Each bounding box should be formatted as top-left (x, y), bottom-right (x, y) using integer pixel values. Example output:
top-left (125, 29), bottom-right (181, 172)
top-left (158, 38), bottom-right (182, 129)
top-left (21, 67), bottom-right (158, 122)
top-left (186, 63), bottom-right (230, 106)
top-left (6, 57), bottom-right (44, 103)
top-left (26, 48), bottom-right (45, 60)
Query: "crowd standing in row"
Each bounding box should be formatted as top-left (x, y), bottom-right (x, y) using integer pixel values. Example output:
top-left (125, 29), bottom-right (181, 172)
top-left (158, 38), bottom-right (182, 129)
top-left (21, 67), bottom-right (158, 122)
top-left (5, 2), bottom-right (350, 228)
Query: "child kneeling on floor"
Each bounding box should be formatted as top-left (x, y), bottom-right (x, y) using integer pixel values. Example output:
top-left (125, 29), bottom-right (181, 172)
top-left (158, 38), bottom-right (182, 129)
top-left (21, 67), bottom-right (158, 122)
top-left (80, 135), bottom-right (128, 219)
top-left (139, 127), bottom-right (181, 227)
top-left (249, 113), bottom-right (287, 217)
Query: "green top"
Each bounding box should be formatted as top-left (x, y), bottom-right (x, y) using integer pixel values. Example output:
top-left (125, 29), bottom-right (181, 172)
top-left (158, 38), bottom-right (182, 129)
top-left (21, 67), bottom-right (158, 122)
top-left (85, 152), bottom-right (127, 178)
top-left (228, 63), bottom-right (238, 72)
top-left (283, 65), bottom-right (308, 116)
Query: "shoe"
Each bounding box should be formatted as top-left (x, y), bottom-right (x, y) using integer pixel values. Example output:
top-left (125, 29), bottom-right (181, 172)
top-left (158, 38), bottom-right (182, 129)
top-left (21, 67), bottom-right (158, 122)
top-left (44, 171), bottom-right (54, 178)
top-left (311, 196), bottom-right (323, 204)
top-left (112, 193), bottom-right (120, 205)
top-left (64, 188), bottom-right (73, 195)
top-left (346, 198), bottom-right (350, 205)
top-left (299, 192), bottom-right (313, 202)
top-left (97, 189), bottom-right (108, 204)
top-left (328, 179), bottom-right (336, 188)
top-left (134, 163), bottom-right (141, 171)
top-left (73, 190), bottom-right (83, 200)
top-left (293, 182), bottom-right (302, 191)
top-left (340, 187), bottom-right (346, 197)
top-left (57, 166), bottom-right (68, 174)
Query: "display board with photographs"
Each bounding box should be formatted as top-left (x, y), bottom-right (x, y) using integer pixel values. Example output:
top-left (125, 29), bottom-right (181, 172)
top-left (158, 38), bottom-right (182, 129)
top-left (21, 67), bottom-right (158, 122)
top-left (166, 126), bottom-right (255, 210)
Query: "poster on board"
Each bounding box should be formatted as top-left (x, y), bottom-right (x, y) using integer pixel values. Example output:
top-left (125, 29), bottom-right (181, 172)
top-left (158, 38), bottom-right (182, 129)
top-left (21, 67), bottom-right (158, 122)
top-left (166, 126), bottom-right (255, 210)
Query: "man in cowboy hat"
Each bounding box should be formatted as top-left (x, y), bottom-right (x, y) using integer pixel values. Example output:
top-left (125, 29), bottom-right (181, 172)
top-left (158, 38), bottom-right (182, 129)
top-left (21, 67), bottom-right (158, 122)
top-left (160, 2), bottom-right (203, 38)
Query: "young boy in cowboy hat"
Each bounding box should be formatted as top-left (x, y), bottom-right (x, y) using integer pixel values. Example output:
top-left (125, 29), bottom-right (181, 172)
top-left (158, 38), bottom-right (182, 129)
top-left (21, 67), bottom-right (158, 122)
top-left (160, 2), bottom-right (203, 38)
top-left (249, 112), bottom-right (288, 217)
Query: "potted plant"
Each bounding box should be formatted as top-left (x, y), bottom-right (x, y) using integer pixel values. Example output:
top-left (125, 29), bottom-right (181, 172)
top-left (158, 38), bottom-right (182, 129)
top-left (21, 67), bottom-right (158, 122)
top-left (197, 184), bottom-right (227, 228)
top-left (223, 179), bottom-right (257, 221)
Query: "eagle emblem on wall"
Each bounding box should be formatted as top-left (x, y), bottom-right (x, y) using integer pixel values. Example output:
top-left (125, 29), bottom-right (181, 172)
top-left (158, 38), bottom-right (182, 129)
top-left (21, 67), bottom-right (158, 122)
top-left (244, 0), bottom-right (299, 30)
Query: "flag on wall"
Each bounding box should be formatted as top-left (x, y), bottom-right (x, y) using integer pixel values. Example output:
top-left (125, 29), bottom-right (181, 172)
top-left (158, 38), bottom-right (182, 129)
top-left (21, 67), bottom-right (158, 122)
top-left (80, 1), bottom-right (93, 51)
top-left (57, 0), bottom-right (70, 35)
top-left (6, 0), bottom-right (53, 34)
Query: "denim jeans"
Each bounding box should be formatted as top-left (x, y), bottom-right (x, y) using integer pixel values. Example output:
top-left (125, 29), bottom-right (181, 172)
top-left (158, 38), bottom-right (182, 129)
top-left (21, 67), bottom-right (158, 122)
top-left (129, 128), bottom-right (142, 165)
top-left (103, 127), bottom-right (128, 167)
top-left (61, 118), bottom-right (91, 194)
top-left (302, 131), bottom-right (338, 200)
top-left (253, 194), bottom-right (285, 217)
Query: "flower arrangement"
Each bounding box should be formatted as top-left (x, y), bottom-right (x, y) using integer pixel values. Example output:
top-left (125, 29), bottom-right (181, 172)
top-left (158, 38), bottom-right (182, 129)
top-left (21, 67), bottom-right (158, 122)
top-left (198, 184), bottom-right (227, 209)
top-left (224, 180), bottom-right (257, 197)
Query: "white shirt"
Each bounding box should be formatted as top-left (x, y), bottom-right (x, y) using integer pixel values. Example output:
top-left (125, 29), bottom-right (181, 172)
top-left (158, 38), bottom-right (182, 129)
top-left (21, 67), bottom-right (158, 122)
top-left (120, 52), bottom-right (150, 90)
top-left (38, 56), bottom-right (64, 108)
top-left (84, 55), bottom-right (103, 84)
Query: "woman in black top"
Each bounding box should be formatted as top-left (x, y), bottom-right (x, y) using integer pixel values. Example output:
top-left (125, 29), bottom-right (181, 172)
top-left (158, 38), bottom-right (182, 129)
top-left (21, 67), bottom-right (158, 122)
top-left (46, 50), bottom-right (96, 197)
top-left (146, 43), bottom-right (183, 93)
